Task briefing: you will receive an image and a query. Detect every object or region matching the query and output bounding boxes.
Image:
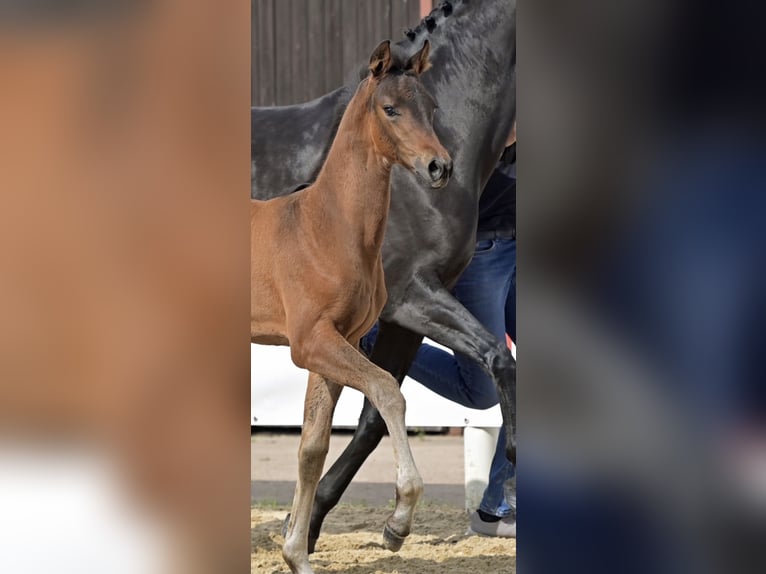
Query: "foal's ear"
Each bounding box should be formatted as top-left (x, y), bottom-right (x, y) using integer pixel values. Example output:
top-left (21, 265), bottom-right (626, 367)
top-left (369, 40), bottom-right (393, 77)
top-left (406, 40), bottom-right (431, 75)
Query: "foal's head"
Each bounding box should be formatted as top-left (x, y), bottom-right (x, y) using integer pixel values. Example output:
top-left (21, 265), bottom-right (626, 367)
top-left (363, 40), bottom-right (452, 189)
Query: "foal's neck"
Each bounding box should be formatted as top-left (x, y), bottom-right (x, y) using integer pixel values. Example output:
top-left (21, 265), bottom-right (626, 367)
top-left (308, 83), bottom-right (392, 253)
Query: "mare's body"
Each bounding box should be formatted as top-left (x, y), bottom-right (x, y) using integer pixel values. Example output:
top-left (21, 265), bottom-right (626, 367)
top-left (252, 0), bottom-right (516, 551)
top-left (251, 42), bottom-right (450, 574)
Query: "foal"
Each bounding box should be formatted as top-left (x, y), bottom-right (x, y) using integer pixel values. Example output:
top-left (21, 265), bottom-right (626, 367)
top-left (251, 40), bottom-right (451, 574)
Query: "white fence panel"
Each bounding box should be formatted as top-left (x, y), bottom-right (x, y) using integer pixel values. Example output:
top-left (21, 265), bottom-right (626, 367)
top-left (251, 341), bottom-right (504, 428)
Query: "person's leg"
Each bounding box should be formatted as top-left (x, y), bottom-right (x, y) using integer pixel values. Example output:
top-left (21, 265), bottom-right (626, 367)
top-left (479, 425), bottom-right (514, 515)
top-left (505, 242), bottom-right (516, 343)
top-left (476, 239), bottom-right (516, 523)
top-left (469, 427), bottom-right (516, 536)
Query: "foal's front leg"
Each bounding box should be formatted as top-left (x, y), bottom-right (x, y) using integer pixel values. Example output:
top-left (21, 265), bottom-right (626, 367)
top-left (308, 321), bottom-right (424, 552)
top-left (282, 372), bottom-right (341, 574)
top-left (296, 323), bottom-right (423, 552)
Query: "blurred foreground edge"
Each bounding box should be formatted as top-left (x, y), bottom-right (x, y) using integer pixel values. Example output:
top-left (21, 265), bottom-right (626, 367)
top-left (521, 0), bottom-right (766, 573)
top-left (0, 1), bottom-right (251, 573)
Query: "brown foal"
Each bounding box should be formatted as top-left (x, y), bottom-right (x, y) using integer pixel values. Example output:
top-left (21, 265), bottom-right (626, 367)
top-left (251, 40), bottom-right (451, 574)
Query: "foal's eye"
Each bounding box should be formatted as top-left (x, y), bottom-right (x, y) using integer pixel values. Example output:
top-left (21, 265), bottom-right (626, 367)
top-left (383, 105), bottom-right (398, 117)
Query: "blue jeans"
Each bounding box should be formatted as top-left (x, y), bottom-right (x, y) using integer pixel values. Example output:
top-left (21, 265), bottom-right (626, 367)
top-left (363, 236), bottom-right (516, 517)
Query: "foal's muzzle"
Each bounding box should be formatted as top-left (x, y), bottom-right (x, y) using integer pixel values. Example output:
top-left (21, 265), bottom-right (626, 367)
top-left (427, 158), bottom-right (452, 188)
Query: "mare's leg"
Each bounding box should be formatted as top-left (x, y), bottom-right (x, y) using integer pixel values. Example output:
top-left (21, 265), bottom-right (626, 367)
top-left (307, 321), bottom-right (423, 552)
top-left (282, 372), bottom-right (342, 574)
top-left (295, 322), bottom-right (423, 552)
top-left (388, 280), bottom-right (516, 464)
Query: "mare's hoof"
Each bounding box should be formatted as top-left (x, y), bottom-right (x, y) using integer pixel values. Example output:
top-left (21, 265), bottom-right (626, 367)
top-left (382, 524), bottom-right (407, 552)
top-left (307, 536), bottom-right (318, 555)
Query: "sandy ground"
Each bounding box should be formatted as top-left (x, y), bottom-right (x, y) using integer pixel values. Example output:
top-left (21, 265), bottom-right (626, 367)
top-left (252, 432), bottom-right (515, 573)
top-left (252, 504), bottom-right (516, 574)
top-left (252, 432), bottom-right (466, 507)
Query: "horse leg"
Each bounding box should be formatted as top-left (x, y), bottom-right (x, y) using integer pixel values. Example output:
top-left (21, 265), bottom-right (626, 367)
top-left (307, 321), bottom-right (423, 552)
top-left (282, 372), bottom-right (342, 574)
top-left (296, 323), bottom-right (423, 552)
top-left (388, 281), bottom-right (517, 465)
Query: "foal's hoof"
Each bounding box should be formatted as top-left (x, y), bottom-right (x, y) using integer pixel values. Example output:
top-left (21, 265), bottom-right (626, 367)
top-left (282, 513), bottom-right (319, 554)
top-left (281, 513), bottom-right (290, 538)
top-left (382, 524), bottom-right (407, 552)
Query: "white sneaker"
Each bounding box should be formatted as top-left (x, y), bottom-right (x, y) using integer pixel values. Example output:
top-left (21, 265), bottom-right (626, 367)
top-left (467, 511), bottom-right (516, 538)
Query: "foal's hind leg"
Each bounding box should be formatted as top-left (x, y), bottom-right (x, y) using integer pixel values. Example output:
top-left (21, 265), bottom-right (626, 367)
top-left (296, 323), bottom-right (423, 551)
top-left (282, 372), bottom-right (342, 574)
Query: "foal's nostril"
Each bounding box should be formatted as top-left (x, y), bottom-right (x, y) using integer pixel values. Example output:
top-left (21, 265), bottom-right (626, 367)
top-left (428, 159), bottom-right (444, 181)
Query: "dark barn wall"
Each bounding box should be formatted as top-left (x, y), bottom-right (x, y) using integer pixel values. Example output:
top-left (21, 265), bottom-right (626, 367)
top-left (252, 0), bottom-right (428, 107)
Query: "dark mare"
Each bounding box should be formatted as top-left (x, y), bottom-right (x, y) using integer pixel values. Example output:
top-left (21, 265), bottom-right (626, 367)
top-left (252, 0), bottom-right (516, 552)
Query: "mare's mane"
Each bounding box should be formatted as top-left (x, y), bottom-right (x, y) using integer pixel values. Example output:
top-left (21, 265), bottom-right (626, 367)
top-left (402, 1), bottom-right (458, 44)
top-left (352, 0), bottom-right (460, 83)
